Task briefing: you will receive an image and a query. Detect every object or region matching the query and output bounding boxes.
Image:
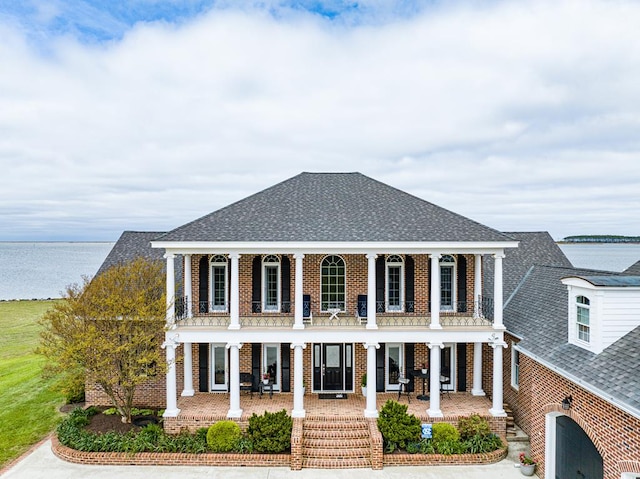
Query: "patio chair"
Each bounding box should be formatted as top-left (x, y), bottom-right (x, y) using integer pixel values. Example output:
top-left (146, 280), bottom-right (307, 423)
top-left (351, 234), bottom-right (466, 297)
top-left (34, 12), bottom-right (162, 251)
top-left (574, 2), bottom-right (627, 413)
top-left (303, 294), bottom-right (313, 324)
top-left (397, 375), bottom-right (411, 403)
top-left (356, 294), bottom-right (367, 324)
top-left (239, 372), bottom-right (254, 397)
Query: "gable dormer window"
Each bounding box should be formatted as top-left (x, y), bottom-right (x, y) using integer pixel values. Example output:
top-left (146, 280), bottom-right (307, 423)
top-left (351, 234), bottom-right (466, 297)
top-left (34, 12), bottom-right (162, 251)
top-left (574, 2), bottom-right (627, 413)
top-left (576, 295), bottom-right (590, 343)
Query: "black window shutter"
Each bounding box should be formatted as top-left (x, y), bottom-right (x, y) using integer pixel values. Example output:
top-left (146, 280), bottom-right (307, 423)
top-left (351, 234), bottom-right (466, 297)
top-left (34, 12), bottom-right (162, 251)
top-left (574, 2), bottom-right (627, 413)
top-left (281, 343), bottom-right (291, 392)
top-left (457, 255), bottom-right (467, 312)
top-left (405, 255), bottom-right (415, 313)
top-left (428, 258), bottom-right (432, 313)
top-left (198, 256), bottom-right (208, 314)
top-left (376, 343), bottom-right (385, 392)
top-left (376, 255), bottom-right (385, 313)
top-left (404, 343), bottom-right (415, 392)
top-left (456, 343), bottom-right (467, 391)
top-left (252, 256), bottom-right (261, 313)
top-left (198, 343), bottom-right (209, 392)
top-left (251, 343), bottom-right (261, 392)
top-left (281, 256), bottom-right (291, 313)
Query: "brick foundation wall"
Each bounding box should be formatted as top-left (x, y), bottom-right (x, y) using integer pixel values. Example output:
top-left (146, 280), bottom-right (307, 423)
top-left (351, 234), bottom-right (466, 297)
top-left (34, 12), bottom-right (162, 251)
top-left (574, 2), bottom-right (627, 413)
top-left (503, 336), bottom-right (640, 479)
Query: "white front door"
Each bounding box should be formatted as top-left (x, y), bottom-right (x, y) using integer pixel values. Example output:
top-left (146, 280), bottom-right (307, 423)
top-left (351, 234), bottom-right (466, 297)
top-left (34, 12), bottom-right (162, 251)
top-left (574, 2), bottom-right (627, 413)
top-left (211, 344), bottom-right (227, 391)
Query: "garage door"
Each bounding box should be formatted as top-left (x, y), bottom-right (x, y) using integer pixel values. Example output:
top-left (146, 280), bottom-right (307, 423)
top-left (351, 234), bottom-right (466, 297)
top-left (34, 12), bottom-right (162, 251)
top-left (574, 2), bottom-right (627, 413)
top-left (556, 415), bottom-right (603, 479)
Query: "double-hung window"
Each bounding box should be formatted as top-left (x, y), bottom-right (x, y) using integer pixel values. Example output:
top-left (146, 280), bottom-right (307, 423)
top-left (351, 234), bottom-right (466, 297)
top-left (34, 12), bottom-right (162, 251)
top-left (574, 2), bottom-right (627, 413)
top-left (262, 255), bottom-right (280, 312)
top-left (386, 255), bottom-right (404, 312)
top-left (321, 255), bottom-right (345, 311)
top-left (511, 348), bottom-right (520, 389)
top-left (209, 255), bottom-right (228, 312)
top-left (576, 295), bottom-right (590, 343)
top-left (440, 255), bottom-right (456, 311)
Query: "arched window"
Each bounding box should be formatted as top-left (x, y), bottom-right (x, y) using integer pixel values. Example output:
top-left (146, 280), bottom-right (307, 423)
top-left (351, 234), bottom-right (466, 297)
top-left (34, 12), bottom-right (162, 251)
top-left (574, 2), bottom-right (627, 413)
top-left (576, 295), bottom-right (590, 343)
top-left (209, 255), bottom-right (228, 312)
top-left (262, 255), bottom-right (281, 312)
top-left (386, 255), bottom-right (404, 311)
top-left (321, 255), bottom-right (346, 311)
top-left (440, 255), bottom-right (457, 311)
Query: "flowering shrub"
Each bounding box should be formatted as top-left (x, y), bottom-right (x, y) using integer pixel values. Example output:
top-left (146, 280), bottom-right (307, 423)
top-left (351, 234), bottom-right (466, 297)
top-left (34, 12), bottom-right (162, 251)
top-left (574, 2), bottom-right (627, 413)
top-left (520, 452), bottom-right (536, 465)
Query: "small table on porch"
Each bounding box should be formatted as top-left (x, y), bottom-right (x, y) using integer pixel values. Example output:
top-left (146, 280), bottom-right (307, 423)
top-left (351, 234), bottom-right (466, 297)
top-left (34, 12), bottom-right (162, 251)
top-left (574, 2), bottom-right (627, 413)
top-left (414, 370), bottom-right (429, 401)
top-left (259, 380), bottom-right (274, 398)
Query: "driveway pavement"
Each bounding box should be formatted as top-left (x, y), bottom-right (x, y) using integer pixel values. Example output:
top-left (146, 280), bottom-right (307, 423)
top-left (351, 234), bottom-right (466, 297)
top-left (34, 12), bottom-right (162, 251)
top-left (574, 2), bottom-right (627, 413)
top-left (1, 438), bottom-right (527, 479)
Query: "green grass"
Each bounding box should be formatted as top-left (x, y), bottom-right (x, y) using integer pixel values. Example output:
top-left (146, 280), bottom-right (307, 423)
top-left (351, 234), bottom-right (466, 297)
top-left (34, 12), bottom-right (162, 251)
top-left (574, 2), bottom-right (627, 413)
top-left (0, 300), bottom-right (65, 467)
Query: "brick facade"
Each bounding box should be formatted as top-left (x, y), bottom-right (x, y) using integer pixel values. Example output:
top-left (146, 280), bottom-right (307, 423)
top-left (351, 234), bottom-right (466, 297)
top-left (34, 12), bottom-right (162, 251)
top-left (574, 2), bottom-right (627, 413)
top-left (504, 335), bottom-right (640, 479)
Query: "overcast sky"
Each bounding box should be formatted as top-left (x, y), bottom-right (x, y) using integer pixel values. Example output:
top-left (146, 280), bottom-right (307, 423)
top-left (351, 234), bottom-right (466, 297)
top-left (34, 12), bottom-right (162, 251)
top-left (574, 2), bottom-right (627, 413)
top-left (1, 0), bottom-right (639, 242)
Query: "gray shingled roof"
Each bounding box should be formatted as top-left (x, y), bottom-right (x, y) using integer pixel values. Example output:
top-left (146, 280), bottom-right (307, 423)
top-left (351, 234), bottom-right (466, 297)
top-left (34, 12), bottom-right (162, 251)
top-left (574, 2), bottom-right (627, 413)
top-left (97, 231), bottom-right (167, 275)
top-left (504, 264), bottom-right (640, 415)
top-left (157, 172), bottom-right (513, 243)
top-left (483, 231), bottom-right (573, 301)
top-left (623, 260), bottom-right (640, 275)
top-left (568, 275), bottom-right (640, 287)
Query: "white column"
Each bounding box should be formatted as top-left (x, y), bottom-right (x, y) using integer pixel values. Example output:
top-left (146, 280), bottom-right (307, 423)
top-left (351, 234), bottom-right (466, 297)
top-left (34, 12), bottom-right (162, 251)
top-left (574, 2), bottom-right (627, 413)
top-left (430, 254), bottom-right (442, 329)
top-left (229, 253), bottom-right (240, 330)
top-left (493, 253), bottom-right (505, 330)
top-left (474, 254), bottom-right (482, 318)
top-left (293, 253), bottom-right (305, 330)
top-left (181, 342), bottom-right (194, 396)
top-left (165, 253), bottom-right (176, 326)
top-left (366, 254), bottom-right (378, 329)
top-left (291, 343), bottom-right (306, 417)
top-left (162, 335), bottom-right (180, 417)
top-left (489, 339), bottom-right (507, 417)
top-left (227, 342), bottom-right (243, 418)
top-left (428, 342), bottom-right (443, 417)
top-left (364, 342), bottom-right (379, 417)
top-left (471, 342), bottom-right (485, 396)
top-left (184, 254), bottom-right (192, 319)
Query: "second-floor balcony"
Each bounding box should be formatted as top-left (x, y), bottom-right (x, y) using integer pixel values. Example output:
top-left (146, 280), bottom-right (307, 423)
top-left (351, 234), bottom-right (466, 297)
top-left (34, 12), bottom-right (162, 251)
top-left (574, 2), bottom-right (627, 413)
top-left (174, 297), bottom-right (494, 329)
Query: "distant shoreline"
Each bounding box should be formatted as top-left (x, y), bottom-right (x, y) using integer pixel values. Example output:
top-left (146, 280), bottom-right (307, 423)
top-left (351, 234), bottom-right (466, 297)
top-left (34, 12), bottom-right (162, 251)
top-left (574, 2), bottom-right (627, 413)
top-left (557, 240), bottom-right (640, 244)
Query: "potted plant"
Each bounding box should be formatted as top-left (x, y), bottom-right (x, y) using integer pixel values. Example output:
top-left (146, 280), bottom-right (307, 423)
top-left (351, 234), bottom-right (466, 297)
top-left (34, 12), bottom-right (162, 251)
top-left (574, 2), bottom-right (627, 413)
top-left (421, 362), bottom-right (428, 374)
top-left (519, 452), bottom-right (536, 476)
top-left (262, 371), bottom-right (270, 385)
top-left (361, 373), bottom-right (367, 397)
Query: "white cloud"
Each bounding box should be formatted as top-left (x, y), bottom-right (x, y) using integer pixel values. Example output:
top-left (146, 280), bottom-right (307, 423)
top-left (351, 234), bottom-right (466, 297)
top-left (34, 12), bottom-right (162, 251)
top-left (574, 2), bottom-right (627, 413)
top-left (1, 0), bottom-right (640, 240)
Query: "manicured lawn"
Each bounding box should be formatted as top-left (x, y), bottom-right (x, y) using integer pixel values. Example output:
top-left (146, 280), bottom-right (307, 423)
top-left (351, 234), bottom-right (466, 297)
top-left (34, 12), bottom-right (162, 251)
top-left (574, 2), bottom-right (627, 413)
top-left (0, 300), bottom-right (65, 467)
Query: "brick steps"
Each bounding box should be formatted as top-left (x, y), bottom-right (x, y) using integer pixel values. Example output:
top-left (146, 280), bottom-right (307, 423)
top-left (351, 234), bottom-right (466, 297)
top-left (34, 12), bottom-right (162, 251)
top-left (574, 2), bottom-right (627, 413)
top-left (302, 418), bottom-right (372, 469)
top-left (504, 403), bottom-right (516, 437)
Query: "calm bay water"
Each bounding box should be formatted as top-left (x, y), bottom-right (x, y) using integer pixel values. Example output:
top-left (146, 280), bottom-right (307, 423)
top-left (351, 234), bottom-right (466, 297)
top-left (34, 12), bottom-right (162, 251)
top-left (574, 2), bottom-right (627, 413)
top-left (0, 241), bottom-right (638, 302)
top-left (0, 242), bottom-right (114, 301)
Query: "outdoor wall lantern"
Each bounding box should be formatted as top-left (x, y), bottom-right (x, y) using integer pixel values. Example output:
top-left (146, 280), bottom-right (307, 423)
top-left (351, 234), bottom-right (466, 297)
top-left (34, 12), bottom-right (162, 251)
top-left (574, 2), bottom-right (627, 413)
top-left (562, 395), bottom-right (573, 410)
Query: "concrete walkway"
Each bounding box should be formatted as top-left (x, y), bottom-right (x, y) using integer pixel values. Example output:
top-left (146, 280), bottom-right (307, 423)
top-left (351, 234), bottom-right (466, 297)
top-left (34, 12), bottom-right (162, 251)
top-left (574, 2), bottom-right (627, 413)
top-left (1, 439), bottom-right (527, 479)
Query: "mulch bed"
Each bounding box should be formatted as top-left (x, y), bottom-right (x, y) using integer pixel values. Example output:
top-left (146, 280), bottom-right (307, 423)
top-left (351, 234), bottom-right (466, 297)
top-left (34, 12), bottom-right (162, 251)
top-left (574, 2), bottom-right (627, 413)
top-left (75, 407), bottom-right (162, 434)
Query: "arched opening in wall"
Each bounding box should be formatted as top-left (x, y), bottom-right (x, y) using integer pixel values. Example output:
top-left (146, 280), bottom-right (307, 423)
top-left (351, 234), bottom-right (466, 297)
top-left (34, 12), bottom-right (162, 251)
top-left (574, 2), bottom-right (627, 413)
top-left (545, 412), bottom-right (603, 479)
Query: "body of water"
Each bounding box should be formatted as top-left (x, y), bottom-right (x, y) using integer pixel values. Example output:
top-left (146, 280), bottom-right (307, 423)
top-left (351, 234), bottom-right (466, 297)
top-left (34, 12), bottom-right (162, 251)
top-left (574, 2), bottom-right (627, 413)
top-left (0, 242), bottom-right (114, 301)
top-left (558, 243), bottom-right (640, 272)
top-left (0, 241), bottom-right (638, 302)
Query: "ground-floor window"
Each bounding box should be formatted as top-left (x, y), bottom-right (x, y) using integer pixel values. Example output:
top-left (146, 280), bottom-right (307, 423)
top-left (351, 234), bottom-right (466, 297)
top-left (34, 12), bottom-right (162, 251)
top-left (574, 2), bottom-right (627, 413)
top-left (210, 343), bottom-right (227, 391)
top-left (385, 343), bottom-right (404, 390)
top-left (263, 343), bottom-right (280, 390)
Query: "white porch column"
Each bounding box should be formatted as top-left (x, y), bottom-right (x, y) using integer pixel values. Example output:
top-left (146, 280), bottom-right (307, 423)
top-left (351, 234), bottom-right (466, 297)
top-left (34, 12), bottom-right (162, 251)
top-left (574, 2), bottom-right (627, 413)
top-left (489, 339), bottom-right (507, 417)
top-left (164, 253), bottom-right (176, 326)
top-left (427, 342), bottom-right (443, 417)
top-left (471, 342), bottom-right (485, 396)
top-left (227, 342), bottom-right (243, 418)
top-left (184, 254), bottom-right (192, 319)
top-left (291, 343), bottom-right (307, 417)
top-left (493, 253), bottom-right (505, 330)
top-left (229, 253), bottom-right (240, 330)
top-left (366, 254), bottom-right (378, 329)
top-left (162, 334), bottom-right (180, 418)
top-left (430, 254), bottom-right (441, 329)
top-left (473, 254), bottom-right (482, 319)
top-left (293, 253), bottom-right (305, 330)
top-left (181, 342), bottom-right (194, 396)
top-left (364, 342), bottom-right (379, 417)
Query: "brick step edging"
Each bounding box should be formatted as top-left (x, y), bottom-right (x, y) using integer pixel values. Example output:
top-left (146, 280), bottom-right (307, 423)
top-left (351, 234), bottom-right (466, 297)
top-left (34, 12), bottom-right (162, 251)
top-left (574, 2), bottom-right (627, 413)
top-left (51, 436), bottom-right (290, 467)
top-left (383, 446), bottom-right (507, 466)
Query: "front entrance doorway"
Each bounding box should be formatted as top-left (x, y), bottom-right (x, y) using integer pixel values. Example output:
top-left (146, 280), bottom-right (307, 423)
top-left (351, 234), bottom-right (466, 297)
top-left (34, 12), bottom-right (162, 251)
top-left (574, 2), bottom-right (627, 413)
top-left (312, 343), bottom-right (354, 392)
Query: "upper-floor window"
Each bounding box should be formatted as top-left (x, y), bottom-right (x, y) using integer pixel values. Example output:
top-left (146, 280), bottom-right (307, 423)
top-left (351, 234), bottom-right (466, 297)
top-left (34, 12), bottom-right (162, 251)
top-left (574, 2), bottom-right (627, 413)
top-left (386, 255), bottom-right (404, 312)
top-left (209, 255), bottom-right (228, 312)
top-left (321, 255), bottom-right (345, 311)
top-left (440, 255), bottom-right (457, 311)
top-left (576, 295), bottom-right (590, 343)
top-left (262, 255), bottom-right (281, 312)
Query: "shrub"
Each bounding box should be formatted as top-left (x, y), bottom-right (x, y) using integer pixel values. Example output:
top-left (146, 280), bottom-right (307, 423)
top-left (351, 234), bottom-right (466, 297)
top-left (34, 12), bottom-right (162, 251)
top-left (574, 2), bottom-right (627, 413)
top-left (247, 409), bottom-right (293, 453)
top-left (458, 414), bottom-right (492, 440)
top-left (206, 421), bottom-right (242, 452)
top-left (431, 422), bottom-right (461, 455)
top-left (377, 400), bottom-right (421, 451)
top-left (462, 433), bottom-right (504, 454)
